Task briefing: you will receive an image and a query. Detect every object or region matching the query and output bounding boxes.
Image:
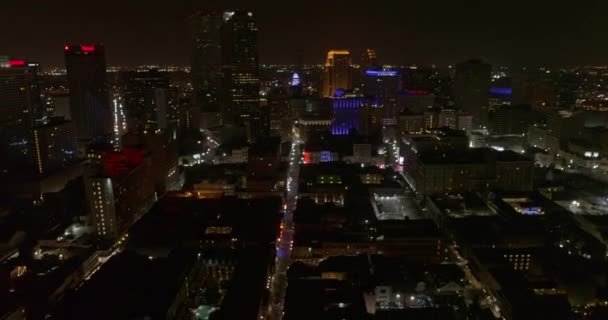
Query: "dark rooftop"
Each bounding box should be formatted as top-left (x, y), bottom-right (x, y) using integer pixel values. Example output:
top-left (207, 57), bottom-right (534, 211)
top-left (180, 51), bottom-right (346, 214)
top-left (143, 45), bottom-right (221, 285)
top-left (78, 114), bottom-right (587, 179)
top-left (53, 250), bottom-right (195, 320)
top-left (419, 148), bottom-right (530, 164)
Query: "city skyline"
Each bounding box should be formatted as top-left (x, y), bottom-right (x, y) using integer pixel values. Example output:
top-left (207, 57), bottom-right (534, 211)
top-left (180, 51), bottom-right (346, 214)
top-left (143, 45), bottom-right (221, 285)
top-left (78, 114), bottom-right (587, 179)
top-left (2, 0), bottom-right (608, 67)
top-left (3, 3), bottom-right (608, 319)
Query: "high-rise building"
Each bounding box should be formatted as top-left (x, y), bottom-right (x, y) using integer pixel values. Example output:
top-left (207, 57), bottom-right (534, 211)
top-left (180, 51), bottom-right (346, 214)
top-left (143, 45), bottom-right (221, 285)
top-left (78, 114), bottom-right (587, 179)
top-left (289, 72), bottom-right (303, 97)
top-left (32, 117), bottom-right (78, 176)
top-left (438, 108), bottom-right (458, 129)
top-left (511, 68), bottom-right (554, 111)
top-left (222, 11), bottom-right (260, 121)
top-left (85, 145), bottom-right (155, 239)
top-left (361, 48), bottom-right (378, 68)
top-left (122, 131), bottom-right (180, 195)
top-left (490, 104), bottom-right (536, 135)
top-left (403, 146), bottom-right (532, 198)
top-left (64, 44), bottom-right (112, 150)
top-left (151, 88), bottom-right (168, 130)
top-left (555, 71), bottom-right (580, 109)
top-left (359, 104), bottom-right (384, 136)
top-left (111, 96), bottom-right (128, 149)
top-left (399, 112), bottom-right (425, 135)
top-left (363, 69), bottom-right (400, 119)
top-left (454, 59), bottom-right (491, 129)
top-left (323, 50), bottom-right (352, 97)
top-left (242, 109), bottom-right (270, 143)
top-left (48, 93), bottom-right (71, 120)
top-left (0, 59), bottom-right (42, 172)
top-left (189, 12), bottom-right (223, 114)
top-left (330, 95), bottom-right (369, 135)
top-left (268, 86), bottom-right (290, 138)
top-left (424, 108), bottom-right (440, 129)
top-left (546, 110), bottom-right (585, 143)
top-left (399, 90), bottom-right (435, 113)
top-left (120, 69), bottom-right (170, 132)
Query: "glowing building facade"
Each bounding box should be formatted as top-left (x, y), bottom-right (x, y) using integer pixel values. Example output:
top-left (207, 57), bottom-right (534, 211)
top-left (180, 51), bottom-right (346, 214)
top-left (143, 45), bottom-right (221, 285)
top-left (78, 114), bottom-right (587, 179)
top-left (323, 50), bottom-right (352, 97)
top-left (32, 118), bottom-right (78, 175)
top-left (331, 97), bottom-right (369, 135)
top-left (0, 59), bottom-right (42, 172)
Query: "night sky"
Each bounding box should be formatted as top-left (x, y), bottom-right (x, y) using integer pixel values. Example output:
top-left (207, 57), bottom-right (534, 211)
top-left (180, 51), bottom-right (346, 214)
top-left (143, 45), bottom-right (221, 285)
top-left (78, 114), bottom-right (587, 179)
top-left (2, 0), bottom-right (606, 68)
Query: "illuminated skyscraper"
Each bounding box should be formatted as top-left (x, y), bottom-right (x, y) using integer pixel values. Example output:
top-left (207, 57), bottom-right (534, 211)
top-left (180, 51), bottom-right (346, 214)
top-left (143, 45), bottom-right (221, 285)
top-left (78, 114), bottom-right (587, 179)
top-left (222, 10), bottom-right (260, 121)
top-left (331, 96), bottom-right (368, 135)
top-left (323, 50), bottom-right (352, 97)
top-left (64, 44), bottom-right (112, 150)
top-left (289, 72), bottom-right (303, 97)
top-left (120, 69), bottom-right (169, 132)
top-left (111, 96), bottom-right (127, 149)
top-left (189, 12), bottom-right (223, 115)
top-left (0, 59), bottom-right (42, 172)
top-left (85, 146), bottom-right (155, 239)
top-left (32, 117), bottom-right (77, 175)
top-left (361, 48), bottom-right (378, 68)
top-left (454, 59), bottom-right (491, 129)
top-left (363, 69), bottom-right (400, 119)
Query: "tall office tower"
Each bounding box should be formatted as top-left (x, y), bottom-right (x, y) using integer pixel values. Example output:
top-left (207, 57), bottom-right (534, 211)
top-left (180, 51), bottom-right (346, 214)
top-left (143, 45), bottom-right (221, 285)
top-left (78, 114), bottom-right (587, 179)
top-left (454, 59), bottom-right (491, 129)
top-left (120, 69), bottom-right (170, 132)
top-left (111, 96), bottom-right (128, 149)
top-left (490, 104), bottom-right (535, 135)
top-left (361, 48), bottom-right (378, 68)
top-left (555, 71), bottom-right (580, 109)
top-left (222, 10), bottom-right (260, 122)
top-left (48, 93), bottom-right (71, 120)
top-left (402, 67), bottom-right (434, 91)
top-left (151, 88), bottom-right (168, 130)
top-left (363, 69), bottom-right (400, 119)
top-left (0, 59), bottom-right (42, 172)
top-left (189, 12), bottom-right (224, 117)
top-left (64, 44), bottom-right (112, 150)
top-left (122, 131), bottom-right (179, 195)
top-left (32, 117), bottom-right (78, 176)
top-left (437, 108), bottom-right (458, 129)
top-left (512, 68), bottom-right (554, 112)
top-left (85, 145), bottom-right (155, 239)
top-left (268, 86), bottom-right (290, 138)
top-left (289, 72), bottom-right (303, 97)
top-left (323, 50), bottom-right (352, 97)
top-left (330, 94), bottom-right (369, 135)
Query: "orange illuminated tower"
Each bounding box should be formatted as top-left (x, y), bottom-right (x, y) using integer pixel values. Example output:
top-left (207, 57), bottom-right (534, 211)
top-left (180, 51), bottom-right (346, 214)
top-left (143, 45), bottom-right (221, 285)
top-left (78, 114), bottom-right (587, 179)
top-left (362, 48), bottom-right (378, 67)
top-left (323, 50), bottom-right (352, 97)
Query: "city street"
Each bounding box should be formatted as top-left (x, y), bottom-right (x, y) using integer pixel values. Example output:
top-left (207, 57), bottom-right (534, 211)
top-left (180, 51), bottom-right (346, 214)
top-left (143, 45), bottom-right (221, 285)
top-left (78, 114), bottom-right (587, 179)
top-left (265, 125), bottom-right (302, 320)
top-left (448, 245), bottom-right (503, 319)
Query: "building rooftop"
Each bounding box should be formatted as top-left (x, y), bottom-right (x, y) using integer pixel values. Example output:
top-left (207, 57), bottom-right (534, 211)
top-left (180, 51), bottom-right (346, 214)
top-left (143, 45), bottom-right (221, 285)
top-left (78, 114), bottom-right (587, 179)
top-left (419, 148), bottom-right (530, 164)
top-left (249, 137), bottom-right (280, 156)
top-left (53, 250), bottom-right (194, 320)
top-left (429, 193), bottom-right (497, 218)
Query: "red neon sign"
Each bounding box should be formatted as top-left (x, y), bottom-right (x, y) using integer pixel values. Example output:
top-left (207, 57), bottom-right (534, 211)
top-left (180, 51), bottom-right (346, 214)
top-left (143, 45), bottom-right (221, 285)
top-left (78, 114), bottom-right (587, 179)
top-left (64, 45), bottom-right (69, 51)
top-left (80, 45), bottom-right (95, 52)
top-left (303, 152), bottom-right (311, 164)
top-left (9, 60), bottom-right (25, 67)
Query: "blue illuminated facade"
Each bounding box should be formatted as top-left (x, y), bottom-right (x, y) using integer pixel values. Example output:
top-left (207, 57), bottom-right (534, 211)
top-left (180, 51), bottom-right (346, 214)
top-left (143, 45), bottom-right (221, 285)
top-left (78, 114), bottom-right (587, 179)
top-left (331, 97), bottom-right (368, 135)
top-left (363, 68), bottom-right (400, 120)
top-left (489, 87), bottom-right (512, 96)
top-left (290, 73), bottom-right (301, 86)
top-left (365, 70), bottom-right (398, 77)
